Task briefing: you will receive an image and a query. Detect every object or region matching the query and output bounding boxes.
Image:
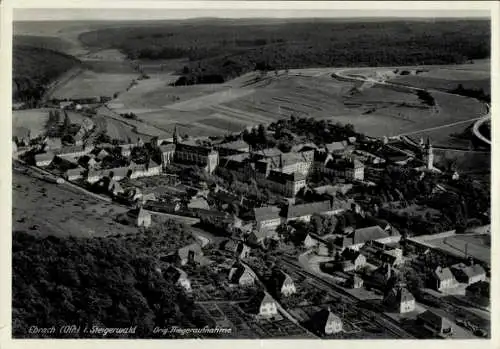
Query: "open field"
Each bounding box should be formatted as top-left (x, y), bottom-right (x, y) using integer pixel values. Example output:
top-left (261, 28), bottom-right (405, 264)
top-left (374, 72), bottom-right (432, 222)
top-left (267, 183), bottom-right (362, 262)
top-left (104, 64), bottom-right (488, 140)
top-left (12, 170), bottom-right (142, 238)
top-left (420, 234), bottom-right (490, 265)
top-left (12, 108), bottom-right (89, 139)
top-left (50, 70), bottom-right (138, 100)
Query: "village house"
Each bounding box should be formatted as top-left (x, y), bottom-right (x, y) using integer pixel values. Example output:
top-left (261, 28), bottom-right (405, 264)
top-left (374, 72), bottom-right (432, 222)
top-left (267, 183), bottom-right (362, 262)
top-left (377, 248), bottom-right (404, 267)
top-left (220, 240), bottom-right (252, 259)
top-left (383, 284), bottom-right (416, 314)
top-left (335, 225), bottom-right (400, 251)
top-left (432, 266), bottom-right (458, 292)
top-left (417, 310), bottom-right (454, 338)
top-left (345, 274), bottom-right (364, 289)
top-left (284, 200), bottom-right (334, 223)
top-left (450, 263), bottom-right (486, 285)
top-left (323, 140), bottom-right (353, 155)
top-left (126, 207), bottom-right (151, 228)
top-left (465, 281), bottom-right (489, 307)
top-left (309, 308), bottom-right (343, 335)
top-left (302, 233), bottom-right (318, 249)
top-left (273, 271), bottom-right (296, 297)
top-left (254, 206), bottom-right (282, 232)
top-left (246, 229), bottom-right (279, 247)
top-left (228, 264), bottom-right (255, 287)
top-left (174, 243), bottom-right (204, 266)
top-left (65, 166), bottom-right (85, 181)
top-left (44, 137), bottom-right (62, 151)
top-left (56, 144), bottom-right (95, 159)
top-left (129, 160), bottom-right (162, 178)
top-left (164, 266), bottom-right (192, 292)
top-left (255, 150), bottom-right (315, 177)
top-left (35, 152), bottom-right (54, 167)
top-left (245, 291), bottom-right (278, 318)
top-left (341, 248), bottom-right (367, 271)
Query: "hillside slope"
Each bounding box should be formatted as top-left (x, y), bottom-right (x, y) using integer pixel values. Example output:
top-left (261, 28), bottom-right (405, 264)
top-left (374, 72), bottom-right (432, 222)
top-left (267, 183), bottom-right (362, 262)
top-left (13, 45), bottom-right (81, 105)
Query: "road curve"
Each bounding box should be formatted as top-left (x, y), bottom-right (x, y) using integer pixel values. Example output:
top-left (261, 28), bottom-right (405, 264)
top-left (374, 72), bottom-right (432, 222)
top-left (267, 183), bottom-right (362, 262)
top-left (472, 113), bottom-right (491, 145)
top-left (333, 69), bottom-right (491, 145)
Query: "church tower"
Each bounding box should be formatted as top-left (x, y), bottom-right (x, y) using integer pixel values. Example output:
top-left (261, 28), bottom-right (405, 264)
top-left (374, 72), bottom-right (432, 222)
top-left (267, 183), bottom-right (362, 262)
top-left (173, 125), bottom-right (180, 145)
top-left (424, 137), bottom-right (434, 169)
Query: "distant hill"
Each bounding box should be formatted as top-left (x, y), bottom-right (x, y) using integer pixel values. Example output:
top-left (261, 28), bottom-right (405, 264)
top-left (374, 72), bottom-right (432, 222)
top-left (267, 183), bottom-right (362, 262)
top-left (79, 19), bottom-right (490, 86)
top-left (13, 45), bottom-right (81, 105)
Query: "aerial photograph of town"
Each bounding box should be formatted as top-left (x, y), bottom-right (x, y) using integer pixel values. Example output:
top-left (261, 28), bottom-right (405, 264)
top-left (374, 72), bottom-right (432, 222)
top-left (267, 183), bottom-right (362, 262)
top-left (10, 4), bottom-right (492, 341)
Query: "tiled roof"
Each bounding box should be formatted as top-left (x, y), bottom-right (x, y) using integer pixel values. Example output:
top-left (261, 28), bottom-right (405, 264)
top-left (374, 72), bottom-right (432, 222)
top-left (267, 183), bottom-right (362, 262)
top-left (217, 140), bottom-right (249, 151)
top-left (275, 271), bottom-right (294, 288)
top-left (35, 152), bottom-right (54, 162)
top-left (66, 166), bottom-right (85, 176)
top-left (177, 243), bottom-right (203, 260)
top-left (352, 226), bottom-right (390, 245)
top-left (417, 310), bottom-right (451, 329)
top-left (177, 143), bottom-right (216, 156)
top-left (434, 267), bottom-right (455, 281)
top-left (244, 291), bottom-right (275, 314)
top-left (341, 248), bottom-right (363, 262)
top-left (325, 141), bottom-right (348, 153)
top-left (267, 170), bottom-right (305, 184)
top-left (451, 263), bottom-right (486, 278)
top-left (466, 281), bottom-right (489, 297)
top-left (159, 143), bottom-right (176, 152)
top-left (310, 308), bottom-right (342, 329)
top-left (254, 206), bottom-right (281, 222)
top-left (286, 200), bottom-right (332, 219)
top-left (386, 286), bottom-right (415, 304)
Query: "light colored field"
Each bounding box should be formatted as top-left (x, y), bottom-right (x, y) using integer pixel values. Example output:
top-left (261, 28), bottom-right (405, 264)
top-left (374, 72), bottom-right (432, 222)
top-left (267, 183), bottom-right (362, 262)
top-left (164, 88), bottom-right (256, 111)
top-left (51, 70), bottom-right (138, 99)
top-left (425, 235), bottom-right (490, 265)
top-left (106, 64), bottom-right (489, 139)
top-left (12, 171), bottom-right (139, 238)
top-left (12, 109), bottom-right (48, 138)
top-left (12, 109), bottom-right (89, 138)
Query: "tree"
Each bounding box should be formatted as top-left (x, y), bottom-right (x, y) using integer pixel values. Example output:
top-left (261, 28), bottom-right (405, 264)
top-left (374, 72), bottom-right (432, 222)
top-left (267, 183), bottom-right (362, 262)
top-left (62, 111), bottom-right (71, 134)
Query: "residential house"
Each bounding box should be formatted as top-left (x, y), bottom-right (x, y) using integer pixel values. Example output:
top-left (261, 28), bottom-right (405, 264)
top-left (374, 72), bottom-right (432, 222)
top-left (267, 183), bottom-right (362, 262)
top-left (228, 264), bottom-right (255, 287)
top-left (126, 207), bottom-right (151, 228)
top-left (346, 274), bottom-right (364, 289)
top-left (130, 160), bottom-right (162, 178)
top-left (432, 267), bottom-right (458, 292)
top-left (335, 225), bottom-right (400, 251)
top-left (244, 291), bottom-right (278, 317)
top-left (313, 184), bottom-right (353, 198)
top-left (44, 137), bottom-right (62, 150)
top-left (309, 308), bottom-right (343, 335)
top-left (35, 152), bottom-right (54, 167)
top-left (65, 166), bottom-right (85, 181)
top-left (164, 266), bottom-right (192, 292)
top-left (465, 281), bottom-right (489, 307)
top-left (246, 229), bottom-right (278, 247)
top-left (95, 149), bottom-right (111, 161)
top-left (417, 310), bottom-right (453, 337)
top-left (377, 248), bottom-right (404, 267)
top-left (450, 263), bottom-right (486, 285)
top-left (383, 284), bottom-right (416, 313)
top-left (302, 234), bottom-right (318, 249)
top-left (56, 144), bottom-right (94, 159)
top-left (273, 271), bottom-right (296, 297)
top-left (341, 248), bottom-right (367, 270)
top-left (220, 240), bottom-right (251, 259)
top-left (176, 243), bottom-right (204, 266)
top-left (254, 206), bottom-right (281, 232)
top-left (284, 200), bottom-right (333, 223)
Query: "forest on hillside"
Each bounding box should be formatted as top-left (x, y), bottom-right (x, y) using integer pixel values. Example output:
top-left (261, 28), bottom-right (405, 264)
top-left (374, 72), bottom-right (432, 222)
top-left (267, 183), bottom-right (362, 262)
top-left (12, 221), bottom-right (208, 338)
top-left (12, 45), bottom-right (80, 105)
top-left (79, 19), bottom-right (490, 85)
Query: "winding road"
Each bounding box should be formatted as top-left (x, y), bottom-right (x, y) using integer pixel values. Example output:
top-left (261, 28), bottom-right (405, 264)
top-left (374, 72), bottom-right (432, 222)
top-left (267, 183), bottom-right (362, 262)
top-left (333, 69), bottom-right (491, 147)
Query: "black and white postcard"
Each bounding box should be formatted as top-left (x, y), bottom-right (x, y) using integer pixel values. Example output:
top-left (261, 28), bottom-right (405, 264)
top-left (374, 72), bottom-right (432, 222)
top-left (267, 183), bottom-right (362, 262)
top-left (1, 0), bottom-right (497, 347)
